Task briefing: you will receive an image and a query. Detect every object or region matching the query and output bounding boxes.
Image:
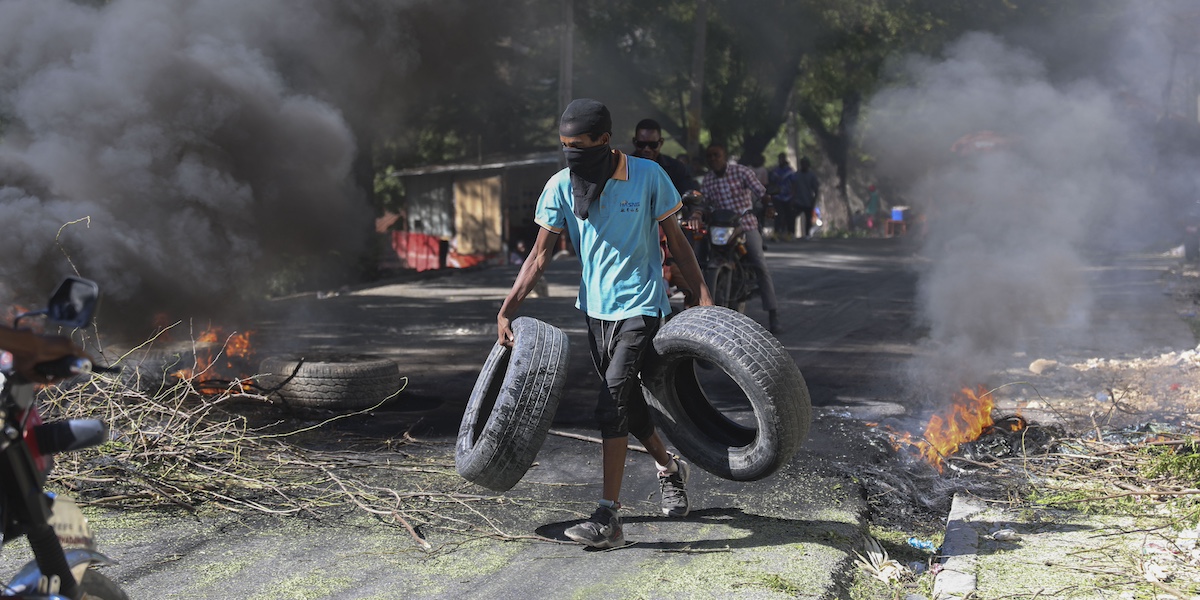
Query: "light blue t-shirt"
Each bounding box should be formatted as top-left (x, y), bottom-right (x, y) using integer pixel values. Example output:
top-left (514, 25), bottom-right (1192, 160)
top-left (535, 150), bottom-right (683, 320)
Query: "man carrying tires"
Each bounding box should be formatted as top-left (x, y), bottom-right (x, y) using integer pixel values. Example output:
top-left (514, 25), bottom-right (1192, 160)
top-left (497, 99), bottom-right (712, 549)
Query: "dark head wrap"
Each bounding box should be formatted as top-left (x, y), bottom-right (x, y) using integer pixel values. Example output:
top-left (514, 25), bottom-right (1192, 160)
top-left (559, 99), bottom-right (612, 138)
top-left (559, 99), bottom-right (616, 219)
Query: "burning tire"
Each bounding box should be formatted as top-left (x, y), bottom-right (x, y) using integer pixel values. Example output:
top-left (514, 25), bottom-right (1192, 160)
top-left (456, 317), bottom-right (569, 492)
top-left (120, 349), bottom-right (190, 392)
top-left (257, 354), bottom-right (402, 410)
top-left (641, 305), bottom-right (810, 481)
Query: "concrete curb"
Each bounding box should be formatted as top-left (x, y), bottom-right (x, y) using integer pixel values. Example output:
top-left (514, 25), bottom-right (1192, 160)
top-left (932, 494), bottom-right (987, 599)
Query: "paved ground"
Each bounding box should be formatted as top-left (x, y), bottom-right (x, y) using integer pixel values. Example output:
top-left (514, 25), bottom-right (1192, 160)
top-left (5, 236), bottom-right (1194, 598)
top-left (75, 236), bottom-right (924, 599)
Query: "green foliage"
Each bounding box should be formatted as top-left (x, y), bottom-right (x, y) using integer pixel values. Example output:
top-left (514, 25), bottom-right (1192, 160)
top-left (262, 251), bottom-right (364, 298)
top-left (362, 0), bottom-right (1120, 230)
top-left (373, 165), bottom-right (405, 216)
top-left (1140, 441), bottom-right (1200, 486)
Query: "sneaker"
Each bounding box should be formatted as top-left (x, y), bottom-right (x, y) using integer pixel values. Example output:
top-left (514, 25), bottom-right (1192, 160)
top-left (565, 505), bottom-right (624, 548)
top-left (658, 457), bottom-right (691, 517)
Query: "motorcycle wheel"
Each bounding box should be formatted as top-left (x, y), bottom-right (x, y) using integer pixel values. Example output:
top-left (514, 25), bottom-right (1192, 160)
top-left (79, 569), bottom-right (131, 600)
top-left (709, 265), bottom-right (746, 314)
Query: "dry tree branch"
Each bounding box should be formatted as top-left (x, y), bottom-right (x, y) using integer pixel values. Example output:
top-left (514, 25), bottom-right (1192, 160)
top-left (35, 333), bottom-right (549, 547)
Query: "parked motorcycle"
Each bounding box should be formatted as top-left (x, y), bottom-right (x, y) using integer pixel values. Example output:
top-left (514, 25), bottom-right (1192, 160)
top-left (704, 208), bottom-right (758, 313)
top-left (0, 277), bottom-right (127, 599)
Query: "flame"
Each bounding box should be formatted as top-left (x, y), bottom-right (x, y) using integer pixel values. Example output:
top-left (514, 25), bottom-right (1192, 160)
top-left (173, 326), bottom-right (257, 392)
top-left (893, 386), bottom-right (998, 473)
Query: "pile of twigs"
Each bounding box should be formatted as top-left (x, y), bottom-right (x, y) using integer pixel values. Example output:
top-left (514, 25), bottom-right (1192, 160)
top-left (967, 427), bottom-right (1200, 512)
top-left (33, 351), bottom-right (552, 551)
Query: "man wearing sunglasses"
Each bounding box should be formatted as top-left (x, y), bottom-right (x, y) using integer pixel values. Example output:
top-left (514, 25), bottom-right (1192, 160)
top-left (632, 119), bottom-right (699, 200)
top-left (634, 119), bottom-right (708, 282)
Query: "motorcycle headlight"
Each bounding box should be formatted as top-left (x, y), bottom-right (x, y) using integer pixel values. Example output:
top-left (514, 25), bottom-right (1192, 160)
top-left (710, 227), bottom-right (735, 246)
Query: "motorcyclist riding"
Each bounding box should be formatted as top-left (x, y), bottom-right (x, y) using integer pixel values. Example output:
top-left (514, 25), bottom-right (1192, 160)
top-left (697, 143), bottom-right (780, 333)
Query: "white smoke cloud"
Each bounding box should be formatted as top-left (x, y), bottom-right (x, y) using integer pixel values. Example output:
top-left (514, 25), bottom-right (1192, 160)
top-left (865, 5), bottom-right (1200, 398)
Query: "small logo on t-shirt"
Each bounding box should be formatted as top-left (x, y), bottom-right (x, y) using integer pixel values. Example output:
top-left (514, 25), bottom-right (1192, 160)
top-left (619, 199), bottom-right (642, 213)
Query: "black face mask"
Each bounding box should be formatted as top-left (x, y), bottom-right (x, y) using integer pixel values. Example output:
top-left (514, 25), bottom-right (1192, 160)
top-left (563, 144), bottom-right (616, 219)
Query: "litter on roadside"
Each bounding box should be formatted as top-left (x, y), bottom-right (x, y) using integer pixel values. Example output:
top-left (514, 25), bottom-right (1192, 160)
top-left (906, 537), bottom-right (938, 551)
top-left (991, 528), bottom-right (1021, 541)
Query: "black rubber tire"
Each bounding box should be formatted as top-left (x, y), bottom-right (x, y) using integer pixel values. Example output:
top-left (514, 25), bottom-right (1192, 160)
top-left (456, 317), bottom-right (569, 492)
top-left (257, 354), bottom-right (402, 410)
top-left (79, 569), bottom-right (131, 600)
top-left (115, 349), bottom-right (190, 392)
top-left (641, 305), bottom-right (811, 481)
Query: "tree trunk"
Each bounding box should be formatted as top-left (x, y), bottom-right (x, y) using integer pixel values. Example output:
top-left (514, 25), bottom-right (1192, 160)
top-left (558, 0), bottom-right (574, 119)
top-left (797, 87), bottom-right (861, 232)
top-left (786, 107), bottom-right (799, 168)
top-left (354, 138), bottom-right (379, 276)
top-left (740, 132), bottom-right (774, 163)
top-left (834, 90), bottom-right (861, 229)
top-left (686, 0), bottom-right (708, 158)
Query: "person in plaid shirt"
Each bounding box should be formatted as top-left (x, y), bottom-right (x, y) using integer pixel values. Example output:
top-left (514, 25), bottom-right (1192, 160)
top-left (694, 143), bottom-right (780, 333)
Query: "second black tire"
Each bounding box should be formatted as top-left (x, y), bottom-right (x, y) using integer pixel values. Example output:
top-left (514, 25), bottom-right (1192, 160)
top-left (258, 354), bottom-right (402, 410)
top-left (456, 317), bottom-right (570, 492)
top-left (641, 305), bottom-right (811, 481)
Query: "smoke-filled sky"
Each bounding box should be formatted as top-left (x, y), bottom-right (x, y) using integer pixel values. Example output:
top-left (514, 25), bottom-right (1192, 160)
top-left (0, 0), bottom-right (426, 335)
top-left (864, 0), bottom-right (1200, 395)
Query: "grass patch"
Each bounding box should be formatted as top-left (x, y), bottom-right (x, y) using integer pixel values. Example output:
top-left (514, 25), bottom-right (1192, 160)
top-left (248, 572), bottom-right (353, 600)
top-left (1140, 440), bottom-right (1200, 485)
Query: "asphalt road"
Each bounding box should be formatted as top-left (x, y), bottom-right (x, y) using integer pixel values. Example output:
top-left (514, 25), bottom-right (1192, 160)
top-left (26, 235), bottom-right (1197, 599)
top-left (33, 236), bottom-right (920, 599)
top-left (256, 236), bottom-right (927, 431)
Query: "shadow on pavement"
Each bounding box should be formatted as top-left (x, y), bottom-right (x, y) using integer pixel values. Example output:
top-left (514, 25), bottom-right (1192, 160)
top-left (535, 506), bottom-right (861, 552)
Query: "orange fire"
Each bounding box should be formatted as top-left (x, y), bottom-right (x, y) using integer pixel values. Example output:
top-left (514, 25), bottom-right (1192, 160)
top-left (893, 386), bottom-right (997, 472)
top-left (173, 326), bottom-right (257, 392)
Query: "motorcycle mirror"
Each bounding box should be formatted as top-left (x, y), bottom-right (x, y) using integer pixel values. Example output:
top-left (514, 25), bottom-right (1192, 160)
top-left (45, 277), bottom-right (100, 329)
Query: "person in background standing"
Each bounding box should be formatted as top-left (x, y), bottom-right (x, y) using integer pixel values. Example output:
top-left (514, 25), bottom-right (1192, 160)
top-left (696, 144), bottom-right (780, 333)
top-left (743, 154), bottom-right (773, 238)
top-left (865, 184), bottom-right (882, 231)
top-left (791, 156), bottom-right (820, 240)
top-left (768, 153), bottom-right (795, 240)
top-left (508, 239), bottom-right (528, 265)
